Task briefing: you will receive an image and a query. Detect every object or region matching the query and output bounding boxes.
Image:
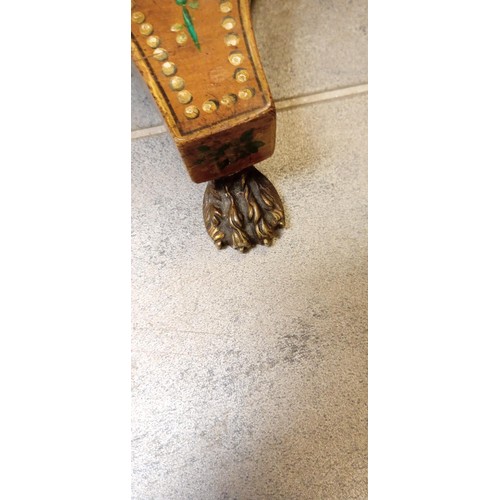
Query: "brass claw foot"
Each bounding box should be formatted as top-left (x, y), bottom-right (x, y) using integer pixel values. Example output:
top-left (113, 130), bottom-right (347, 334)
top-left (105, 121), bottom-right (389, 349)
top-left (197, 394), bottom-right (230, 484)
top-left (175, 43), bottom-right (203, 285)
top-left (203, 166), bottom-right (285, 252)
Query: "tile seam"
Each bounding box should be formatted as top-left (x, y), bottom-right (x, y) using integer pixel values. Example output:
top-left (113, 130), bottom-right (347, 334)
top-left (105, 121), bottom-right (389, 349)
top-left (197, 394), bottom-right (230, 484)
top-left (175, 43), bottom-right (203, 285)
top-left (276, 83), bottom-right (368, 111)
top-left (131, 83), bottom-right (368, 140)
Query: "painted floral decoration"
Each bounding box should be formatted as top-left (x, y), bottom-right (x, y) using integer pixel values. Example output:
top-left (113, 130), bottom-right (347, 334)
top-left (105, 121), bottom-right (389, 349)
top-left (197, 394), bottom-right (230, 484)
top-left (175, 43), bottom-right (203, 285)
top-left (195, 129), bottom-right (265, 171)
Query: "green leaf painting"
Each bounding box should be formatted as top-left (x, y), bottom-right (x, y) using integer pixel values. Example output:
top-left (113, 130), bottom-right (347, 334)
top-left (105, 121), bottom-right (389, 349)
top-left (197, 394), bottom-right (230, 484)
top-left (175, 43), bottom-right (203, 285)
top-left (175, 0), bottom-right (200, 50)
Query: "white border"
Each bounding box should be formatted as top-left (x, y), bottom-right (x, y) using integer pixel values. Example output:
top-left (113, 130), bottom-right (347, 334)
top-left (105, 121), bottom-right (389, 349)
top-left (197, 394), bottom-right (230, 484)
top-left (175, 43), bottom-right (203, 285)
top-left (370, 1), bottom-right (500, 498)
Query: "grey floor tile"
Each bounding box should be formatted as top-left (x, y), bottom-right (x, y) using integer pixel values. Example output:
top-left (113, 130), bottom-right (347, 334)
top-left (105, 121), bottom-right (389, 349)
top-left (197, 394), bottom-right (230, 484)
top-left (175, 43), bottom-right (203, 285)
top-left (132, 94), bottom-right (367, 499)
top-left (131, 63), bottom-right (163, 131)
top-left (131, 1), bottom-right (368, 130)
top-left (252, 0), bottom-right (368, 100)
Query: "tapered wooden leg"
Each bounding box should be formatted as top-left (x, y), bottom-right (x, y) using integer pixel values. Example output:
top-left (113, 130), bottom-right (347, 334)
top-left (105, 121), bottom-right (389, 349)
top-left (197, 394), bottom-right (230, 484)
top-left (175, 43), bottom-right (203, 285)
top-left (132, 0), bottom-right (285, 250)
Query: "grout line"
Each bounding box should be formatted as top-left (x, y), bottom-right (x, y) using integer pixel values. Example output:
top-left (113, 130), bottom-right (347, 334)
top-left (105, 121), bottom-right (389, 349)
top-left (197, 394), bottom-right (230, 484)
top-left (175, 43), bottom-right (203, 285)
top-left (131, 83), bottom-right (368, 140)
top-left (275, 84), bottom-right (368, 111)
top-left (131, 124), bottom-right (167, 140)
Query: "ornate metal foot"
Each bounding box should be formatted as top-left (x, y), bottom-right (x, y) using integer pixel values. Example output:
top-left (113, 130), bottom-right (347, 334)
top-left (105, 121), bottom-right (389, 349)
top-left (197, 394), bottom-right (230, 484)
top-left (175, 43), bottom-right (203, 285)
top-left (203, 166), bottom-right (285, 252)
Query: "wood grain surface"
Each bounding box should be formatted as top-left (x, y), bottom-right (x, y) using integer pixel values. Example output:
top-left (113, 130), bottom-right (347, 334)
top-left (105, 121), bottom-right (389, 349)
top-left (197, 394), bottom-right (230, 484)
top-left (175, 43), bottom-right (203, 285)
top-left (132, 0), bottom-right (276, 183)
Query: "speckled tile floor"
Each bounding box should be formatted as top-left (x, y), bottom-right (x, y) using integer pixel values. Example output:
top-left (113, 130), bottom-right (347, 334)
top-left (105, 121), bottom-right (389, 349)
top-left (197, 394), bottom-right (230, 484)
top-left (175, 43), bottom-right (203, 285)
top-left (132, 1), bottom-right (367, 498)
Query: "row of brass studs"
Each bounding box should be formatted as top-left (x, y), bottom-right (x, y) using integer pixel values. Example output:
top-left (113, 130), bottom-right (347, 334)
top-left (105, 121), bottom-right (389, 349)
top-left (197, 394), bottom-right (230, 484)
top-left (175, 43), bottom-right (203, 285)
top-left (167, 22), bottom-right (195, 116)
top-left (219, 1), bottom-right (255, 102)
top-left (132, 2), bottom-right (254, 120)
top-left (132, 8), bottom-right (198, 118)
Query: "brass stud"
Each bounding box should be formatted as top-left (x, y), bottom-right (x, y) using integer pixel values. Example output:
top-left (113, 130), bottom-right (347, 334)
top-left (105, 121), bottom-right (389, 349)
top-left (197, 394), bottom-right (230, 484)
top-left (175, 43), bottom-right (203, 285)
top-left (140, 23), bottom-right (153, 36)
top-left (185, 105), bottom-right (200, 119)
top-left (202, 100), bottom-right (219, 113)
top-left (228, 51), bottom-right (244, 66)
top-left (176, 32), bottom-right (188, 45)
top-left (131, 11), bottom-right (145, 24)
top-left (234, 68), bottom-right (249, 83)
top-left (220, 94), bottom-right (237, 106)
top-left (177, 90), bottom-right (193, 104)
top-left (238, 88), bottom-right (255, 100)
top-left (161, 61), bottom-right (177, 76)
top-left (224, 33), bottom-right (239, 47)
top-left (146, 35), bottom-right (161, 48)
top-left (153, 48), bottom-right (168, 61)
top-left (170, 76), bottom-right (185, 91)
top-left (171, 23), bottom-right (183, 32)
top-left (220, 1), bottom-right (233, 13)
top-left (221, 17), bottom-right (236, 30)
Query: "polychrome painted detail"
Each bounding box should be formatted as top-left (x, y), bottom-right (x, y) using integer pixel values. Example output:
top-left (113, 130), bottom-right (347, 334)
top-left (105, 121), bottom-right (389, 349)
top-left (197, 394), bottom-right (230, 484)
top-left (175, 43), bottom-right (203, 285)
top-left (175, 0), bottom-right (201, 50)
top-left (195, 128), bottom-right (265, 171)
